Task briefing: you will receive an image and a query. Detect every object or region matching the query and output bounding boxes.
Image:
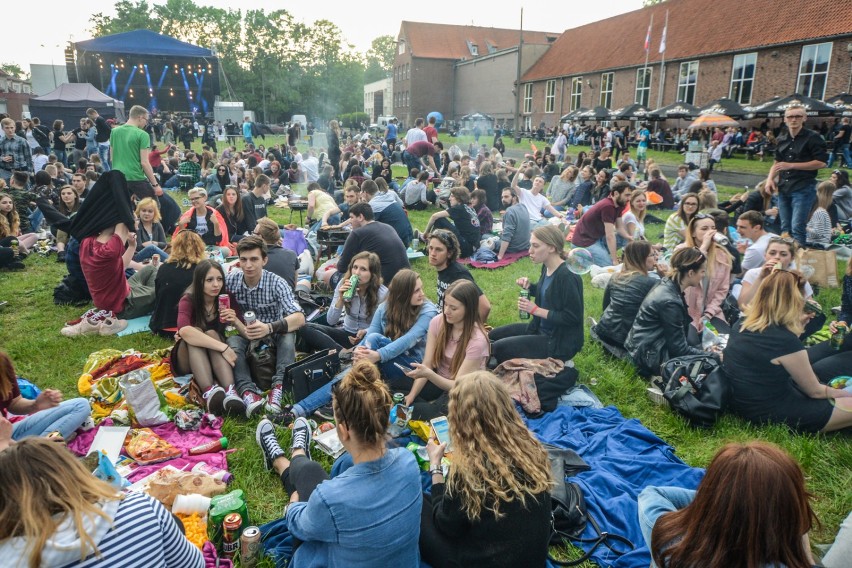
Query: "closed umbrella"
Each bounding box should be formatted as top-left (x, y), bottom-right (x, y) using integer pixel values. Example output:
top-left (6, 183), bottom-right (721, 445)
top-left (745, 94), bottom-right (836, 118)
top-left (688, 113), bottom-right (740, 129)
top-left (648, 101), bottom-right (700, 120)
top-left (826, 93), bottom-right (852, 117)
top-left (696, 97), bottom-right (748, 119)
top-left (609, 103), bottom-right (650, 121)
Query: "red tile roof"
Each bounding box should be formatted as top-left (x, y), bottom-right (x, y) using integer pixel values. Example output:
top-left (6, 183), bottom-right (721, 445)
top-left (400, 21), bottom-right (560, 60)
top-left (523, 0), bottom-right (852, 81)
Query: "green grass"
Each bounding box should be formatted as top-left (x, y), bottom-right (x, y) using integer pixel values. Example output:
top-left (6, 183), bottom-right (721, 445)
top-left (1, 180), bottom-right (849, 566)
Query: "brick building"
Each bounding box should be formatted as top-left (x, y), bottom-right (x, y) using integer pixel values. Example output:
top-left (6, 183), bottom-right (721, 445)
top-left (0, 69), bottom-right (33, 119)
top-left (392, 21), bottom-right (559, 129)
top-left (521, 0), bottom-right (852, 129)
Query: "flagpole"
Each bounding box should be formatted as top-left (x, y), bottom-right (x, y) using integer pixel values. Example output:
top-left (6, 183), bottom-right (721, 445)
top-left (642, 13), bottom-right (653, 91)
top-left (656, 9), bottom-right (669, 109)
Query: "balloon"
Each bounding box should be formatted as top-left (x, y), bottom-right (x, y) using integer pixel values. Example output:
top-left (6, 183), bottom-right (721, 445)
top-left (566, 248), bottom-right (594, 275)
top-left (426, 111), bottom-right (443, 127)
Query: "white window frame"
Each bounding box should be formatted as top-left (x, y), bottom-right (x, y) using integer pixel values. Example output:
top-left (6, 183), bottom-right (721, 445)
top-left (570, 77), bottom-right (582, 111)
top-left (398, 41), bottom-right (405, 55)
top-left (729, 52), bottom-right (757, 104)
top-left (524, 116), bottom-right (532, 131)
top-left (796, 42), bottom-right (832, 100)
top-left (523, 83), bottom-right (533, 114)
top-left (677, 61), bottom-right (699, 104)
top-left (635, 68), bottom-right (652, 106)
top-left (544, 80), bottom-right (556, 113)
top-left (599, 72), bottom-right (614, 108)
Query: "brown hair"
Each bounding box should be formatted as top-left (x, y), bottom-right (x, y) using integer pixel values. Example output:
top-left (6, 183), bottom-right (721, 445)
top-left (433, 281), bottom-right (487, 378)
top-left (332, 360), bottom-right (392, 447)
top-left (651, 442), bottom-right (816, 568)
top-left (236, 235), bottom-right (268, 259)
top-left (615, 240), bottom-right (653, 281)
top-left (532, 225), bottom-right (566, 259)
top-left (343, 251), bottom-right (383, 319)
top-left (0, 192), bottom-right (21, 238)
top-left (383, 269), bottom-right (422, 340)
top-left (255, 217), bottom-right (281, 246)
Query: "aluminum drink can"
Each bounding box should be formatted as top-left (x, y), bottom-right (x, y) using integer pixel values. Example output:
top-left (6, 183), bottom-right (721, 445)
top-left (519, 288), bottom-right (530, 320)
top-left (342, 274), bottom-right (359, 301)
top-left (712, 233), bottom-right (729, 246)
top-left (218, 294), bottom-right (230, 322)
top-left (10, 239), bottom-right (18, 256)
top-left (244, 311), bottom-right (256, 325)
top-left (239, 526), bottom-right (261, 567)
top-left (222, 513), bottom-right (242, 558)
top-left (393, 393), bottom-right (405, 405)
top-left (831, 325), bottom-right (847, 350)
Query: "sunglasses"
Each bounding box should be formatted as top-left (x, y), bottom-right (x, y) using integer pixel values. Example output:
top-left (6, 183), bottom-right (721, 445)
top-left (330, 381), bottom-right (346, 426)
top-left (693, 213), bottom-right (713, 220)
top-left (769, 236), bottom-right (796, 246)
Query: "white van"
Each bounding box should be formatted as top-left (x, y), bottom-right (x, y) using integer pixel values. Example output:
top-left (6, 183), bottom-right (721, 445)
top-left (377, 115), bottom-right (397, 127)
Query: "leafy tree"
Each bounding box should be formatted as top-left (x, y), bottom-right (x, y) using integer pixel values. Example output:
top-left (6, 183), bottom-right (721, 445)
top-left (90, 0), bottom-right (160, 37)
top-left (0, 63), bottom-right (28, 79)
top-left (643, 0), bottom-right (666, 5)
top-left (364, 35), bottom-right (395, 82)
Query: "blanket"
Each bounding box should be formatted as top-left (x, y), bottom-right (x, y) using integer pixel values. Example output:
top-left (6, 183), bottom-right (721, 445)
top-left (527, 405), bottom-right (704, 568)
top-left (459, 249), bottom-right (529, 269)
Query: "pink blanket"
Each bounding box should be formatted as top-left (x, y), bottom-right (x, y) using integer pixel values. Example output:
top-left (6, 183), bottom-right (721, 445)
top-left (70, 417), bottom-right (230, 482)
top-left (460, 250), bottom-right (529, 269)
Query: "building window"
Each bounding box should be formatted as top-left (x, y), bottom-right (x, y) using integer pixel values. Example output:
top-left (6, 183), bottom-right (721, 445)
top-left (635, 68), bottom-right (652, 106)
top-left (677, 61), bottom-right (699, 104)
top-left (467, 41), bottom-right (478, 57)
top-left (406, 64), bottom-right (410, 80)
top-left (523, 83), bottom-right (533, 114)
top-left (524, 116), bottom-right (532, 131)
top-left (545, 80), bottom-right (556, 113)
top-left (398, 41), bottom-right (405, 55)
top-left (797, 42), bottom-right (832, 100)
top-left (600, 72), bottom-right (614, 108)
top-left (729, 53), bottom-right (757, 104)
top-left (570, 77), bottom-right (582, 111)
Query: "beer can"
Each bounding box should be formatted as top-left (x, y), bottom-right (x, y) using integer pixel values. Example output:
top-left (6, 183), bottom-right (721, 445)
top-left (222, 513), bottom-right (242, 558)
top-left (218, 294), bottom-right (230, 323)
top-left (342, 274), bottom-right (359, 301)
top-left (239, 526), bottom-right (261, 568)
top-left (519, 288), bottom-right (530, 320)
top-left (712, 233), bottom-right (729, 246)
top-left (831, 324), bottom-right (847, 351)
top-left (244, 311), bottom-right (256, 325)
top-left (393, 393), bottom-right (405, 405)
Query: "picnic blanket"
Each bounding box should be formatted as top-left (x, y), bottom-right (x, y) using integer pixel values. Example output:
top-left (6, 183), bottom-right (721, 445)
top-left (459, 249), bottom-right (529, 269)
top-left (527, 405), bottom-right (704, 568)
top-left (116, 315), bottom-right (154, 337)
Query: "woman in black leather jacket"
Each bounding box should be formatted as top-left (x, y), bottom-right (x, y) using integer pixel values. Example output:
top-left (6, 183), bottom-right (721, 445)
top-left (592, 241), bottom-right (663, 356)
top-left (625, 247), bottom-right (707, 376)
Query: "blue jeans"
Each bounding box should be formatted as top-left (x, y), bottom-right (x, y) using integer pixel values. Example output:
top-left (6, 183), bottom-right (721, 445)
top-left (11, 398), bottom-right (91, 440)
top-left (133, 244), bottom-right (170, 262)
top-left (827, 143), bottom-right (851, 168)
top-left (54, 149), bottom-right (67, 166)
top-left (98, 143), bottom-right (111, 171)
top-left (778, 183), bottom-right (817, 246)
top-left (586, 237), bottom-right (614, 267)
top-left (227, 332), bottom-right (297, 395)
top-left (28, 208), bottom-right (44, 232)
top-left (637, 485), bottom-right (697, 566)
top-left (401, 150), bottom-right (420, 174)
top-left (292, 334), bottom-right (420, 416)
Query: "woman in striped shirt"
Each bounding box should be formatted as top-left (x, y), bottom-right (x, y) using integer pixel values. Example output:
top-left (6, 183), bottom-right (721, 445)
top-left (0, 438), bottom-right (203, 568)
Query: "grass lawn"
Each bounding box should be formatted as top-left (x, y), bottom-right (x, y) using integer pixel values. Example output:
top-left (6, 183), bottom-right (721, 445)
top-left (1, 172), bottom-right (849, 565)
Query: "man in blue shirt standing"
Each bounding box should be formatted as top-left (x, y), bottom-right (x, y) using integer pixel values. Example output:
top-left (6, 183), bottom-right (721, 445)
top-left (242, 116), bottom-right (254, 146)
top-left (636, 124), bottom-right (651, 168)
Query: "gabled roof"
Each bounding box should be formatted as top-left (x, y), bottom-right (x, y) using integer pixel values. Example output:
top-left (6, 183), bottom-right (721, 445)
top-left (32, 83), bottom-right (114, 103)
top-left (400, 21), bottom-right (559, 60)
top-left (75, 30), bottom-right (213, 57)
top-left (523, 0), bottom-right (851, 82)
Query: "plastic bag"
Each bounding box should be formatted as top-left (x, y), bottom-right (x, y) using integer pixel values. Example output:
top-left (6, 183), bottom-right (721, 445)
top-left (124, 428), bottom-right (181, 466)
top-left (119, 368), bottom-right (169, 426)
top-left (145, 469), bottom-right (228, 508)
top-left (93, 449), bottom-right (130, 489)
top-left (701, 323), bottom-right (728, 353)
top-left (388, 403), bottom-right (412, 437)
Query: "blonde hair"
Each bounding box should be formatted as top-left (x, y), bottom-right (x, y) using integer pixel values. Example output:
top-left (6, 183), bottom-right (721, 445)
top-left (0, 192), bottom-right (20, 238)
top-left (187, 187), bottom-right (207, 200)
top-left (741, 269), bottom-right (806, 335)
top-left (167, 229), bottom-right (206, 268)
top-left (629, 190), bottom-right (648, 224)
top-left (698, 189), bottom-right (717, 210)
top-left (683, 215), bottom-right (732, 276)
top-left (255, 217), bottom-right (281, 245)
top-left (134, 197), bottom-right (161, 222)
top-left (0, 438), bottom-right (123, 568)
top-left (445, 372), bottom-right (552, 521)
top-left (811, 181), bottom-right (835, 219)
top-left (532, 225), bottom-right (566, 259)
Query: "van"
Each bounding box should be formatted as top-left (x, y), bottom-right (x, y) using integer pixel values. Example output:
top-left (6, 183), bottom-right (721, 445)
top-left (377, 115), bottom-right (397, 128)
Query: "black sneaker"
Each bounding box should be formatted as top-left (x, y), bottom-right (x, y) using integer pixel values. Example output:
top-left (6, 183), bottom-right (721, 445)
top-left (267, 405), bottom-right (297, 427)
top-left (256, 418), bottom-right (285, 471)
top-left (291, 417), bottom-right (313, 460)
top-left (313, 404), bottom-right (334, 421)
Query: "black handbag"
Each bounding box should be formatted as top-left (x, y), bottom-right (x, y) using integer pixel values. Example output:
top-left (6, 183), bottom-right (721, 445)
top-left (247, 336), bottom-right (278, 391)
top-left (661, 354), bottom-right (728, 428)
top-left (289, 349), bottom-right (341, 401)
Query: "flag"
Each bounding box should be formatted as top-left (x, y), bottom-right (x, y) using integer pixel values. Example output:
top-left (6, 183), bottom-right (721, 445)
top-left (659, 17), bottom-right (667, 53)
top-left (644, 23), bottom-right (651, 52)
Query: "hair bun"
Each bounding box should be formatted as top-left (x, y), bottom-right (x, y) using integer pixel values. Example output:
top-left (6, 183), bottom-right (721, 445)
top-left (344, 360), bottom-right (383, 390)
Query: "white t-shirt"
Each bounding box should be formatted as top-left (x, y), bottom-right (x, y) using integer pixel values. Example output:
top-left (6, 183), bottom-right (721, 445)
top-left (622, 210), bottom-right (645, 239)
top-left (195, 215), bottom-right (208, 236)
top-left (405, 128), bottom-right (427, 145)
top-left (740, 266), bottom-right (812, 299)
top-left (301, 156), bottom-right (319, 182)
top-left (741, 232), bottom-right (776, 272)
top-left (517, 188), bottom-right (549, 222)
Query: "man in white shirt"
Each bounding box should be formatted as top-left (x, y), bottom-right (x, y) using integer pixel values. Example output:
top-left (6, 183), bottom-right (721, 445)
top-left (735, 210), bottom-right (776, 274)
top-left (404, 118), bottom-right (427, 145)
top-left (511, 171), bottom-right (564, 226)
top-left (300, 149), bottom-right (319, 183)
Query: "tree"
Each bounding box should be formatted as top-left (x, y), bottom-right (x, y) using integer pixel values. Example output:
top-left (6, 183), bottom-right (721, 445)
top-left (364, 35), bottom-right (396, 84)
top-left (642, 0), bottom-right (667, 5)
top-left (90, 0), bottom-right (160, 37)
top-left (0, 63), bottom-right (27, 79)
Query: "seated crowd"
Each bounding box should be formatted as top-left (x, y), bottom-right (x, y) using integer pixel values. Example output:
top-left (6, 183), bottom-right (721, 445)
top-left (1, 106), bottom-right (851, 567)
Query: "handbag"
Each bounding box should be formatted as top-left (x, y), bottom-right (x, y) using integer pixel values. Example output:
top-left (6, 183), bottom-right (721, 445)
top-left (290, 349), bottom-right (341, 401)
top-left (661, 353), bottom-right (728, 428)
top-left (248, 337), bottom-right (278, 392)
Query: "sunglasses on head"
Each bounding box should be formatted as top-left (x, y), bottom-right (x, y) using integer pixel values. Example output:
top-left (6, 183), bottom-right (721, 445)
top-left (693, 213), bottom-right (712, 220)
top-left (769, 236), bottom-right (796, 245)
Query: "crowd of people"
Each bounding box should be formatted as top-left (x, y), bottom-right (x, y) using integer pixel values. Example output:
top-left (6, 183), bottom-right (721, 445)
top-left (1, 101), bottom-right (851, 567)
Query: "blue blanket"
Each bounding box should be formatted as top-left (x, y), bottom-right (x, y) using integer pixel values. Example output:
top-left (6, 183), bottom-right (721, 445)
top-left (527, 405), bottom-right (704, 568)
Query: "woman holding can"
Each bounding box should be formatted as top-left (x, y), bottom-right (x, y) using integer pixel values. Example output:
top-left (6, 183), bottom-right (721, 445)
top-left (299, 252), bottom-right (388, 352)
top-left (489, 225), bottom-right (584, 365)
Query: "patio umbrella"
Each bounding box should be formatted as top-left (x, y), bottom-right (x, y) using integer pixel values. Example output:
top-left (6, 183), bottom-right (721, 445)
top-left (648, 101), bottom-right (700, 120)
top-left (609, 103), bottom-right (650, 121)
top-left (696, 97), bottom-right (748, 119)
top-left (688, 113), bottom-right (740, 129)
top-left (826, 93), bottom-right (852, 117)
top-left (561, 107), bottom-right (588, 121)
top-left (745, 93), bottom-right (836, 118)
top-left (576, 106), bottom-right (611, 122)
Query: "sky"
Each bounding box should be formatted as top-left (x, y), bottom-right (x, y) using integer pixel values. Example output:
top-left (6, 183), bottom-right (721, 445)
top-left (5, 0), bottom-right (646, 73)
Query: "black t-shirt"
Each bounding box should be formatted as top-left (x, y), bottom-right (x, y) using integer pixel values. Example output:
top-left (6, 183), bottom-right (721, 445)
top-left (338, 221), bottom-right (410, 284)
top-left (53, 128), bottom-right (67, 151)
top-left (593, 158), bottom-right (613, 171)
top-left (448, 204), bottom-right (481, 251)
top-left (94, 117), bottom-right (111, 143)
top-left (436, 262), bottom-right (481, 311)
top-left (241, 192), bottom-right (267, 230)
top-left (72, 127), bottom-right (88, 150)
top-left (838, 124), bottom-right (851, 145)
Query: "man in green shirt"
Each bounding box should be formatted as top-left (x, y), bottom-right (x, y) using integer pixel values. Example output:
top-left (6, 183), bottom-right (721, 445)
top-left (110, 105), bottom-right (161, 200)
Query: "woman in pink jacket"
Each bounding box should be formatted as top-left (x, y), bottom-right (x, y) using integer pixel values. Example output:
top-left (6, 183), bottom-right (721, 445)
top-left (675, 213), bottom-right (733, 338)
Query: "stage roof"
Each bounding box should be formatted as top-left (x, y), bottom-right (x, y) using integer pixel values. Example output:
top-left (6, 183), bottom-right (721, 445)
top-left (75, 30), bottom-right (213, 57)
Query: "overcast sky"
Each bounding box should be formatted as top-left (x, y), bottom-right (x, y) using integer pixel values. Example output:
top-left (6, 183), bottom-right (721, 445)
top-left (6, 0), bottom-right (646, 72)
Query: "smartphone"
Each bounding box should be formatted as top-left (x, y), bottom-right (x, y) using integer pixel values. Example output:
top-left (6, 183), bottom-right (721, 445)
top-left (430, 416), bottom-right (452, 452)
top-left (394, 362), bottom-right (413, 373)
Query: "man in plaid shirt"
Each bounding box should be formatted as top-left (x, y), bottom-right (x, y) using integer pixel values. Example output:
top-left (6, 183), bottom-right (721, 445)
top-left (0, 118), bottom-right (33, 183)
top-left (226, 236), bottom-right (305, 417)
top-left (178, 151), bottom-right (201, 190)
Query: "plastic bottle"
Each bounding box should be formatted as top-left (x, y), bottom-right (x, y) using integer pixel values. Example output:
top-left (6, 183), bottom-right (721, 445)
top-left (188, 436), bottom-right (228, 455)
top-left (192, 461), bottom-right (233, 483)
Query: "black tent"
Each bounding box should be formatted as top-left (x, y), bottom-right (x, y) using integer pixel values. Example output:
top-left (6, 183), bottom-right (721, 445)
top-left (29, 83), bottom-right (126, 126)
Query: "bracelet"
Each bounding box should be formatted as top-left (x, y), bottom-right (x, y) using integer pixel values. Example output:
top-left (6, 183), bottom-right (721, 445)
top-left (429, 466), bottom-right (444, 476)
top-left (221, 345), bottom-right (229, 353)
top-left (531, 306), bottom-right (539, 315)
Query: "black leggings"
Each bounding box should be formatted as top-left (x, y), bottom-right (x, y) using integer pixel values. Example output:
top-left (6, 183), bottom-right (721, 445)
top-left (433, 217), bottom-right (474, 258)
top-left (280, 455), bottom-right (329, 501)
top-left (490, 322), bottom-right (554, 364)
top-left (808, 339), bottom-right (852, 382)
top-left (419, 492), bottom-right (454, 568)
top-left (300, 323), bottom-right (356, 351)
